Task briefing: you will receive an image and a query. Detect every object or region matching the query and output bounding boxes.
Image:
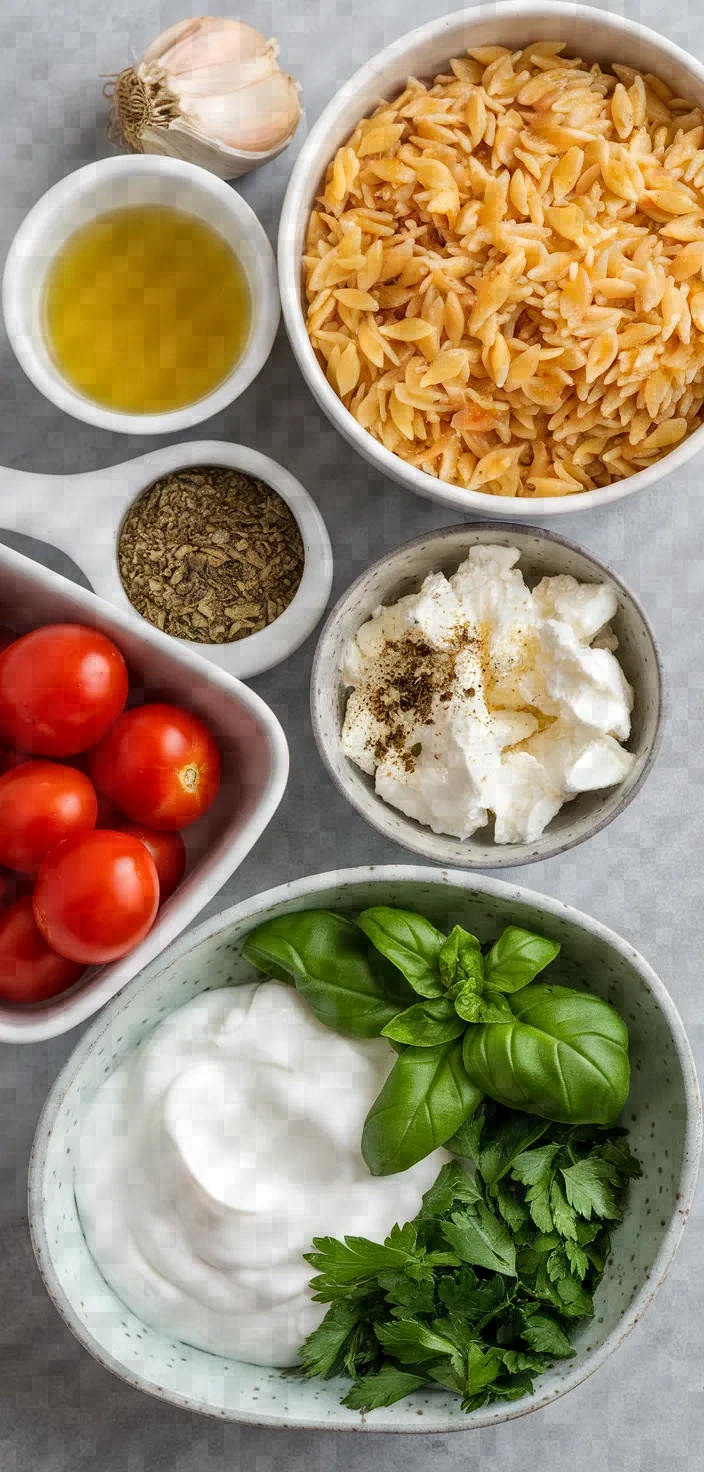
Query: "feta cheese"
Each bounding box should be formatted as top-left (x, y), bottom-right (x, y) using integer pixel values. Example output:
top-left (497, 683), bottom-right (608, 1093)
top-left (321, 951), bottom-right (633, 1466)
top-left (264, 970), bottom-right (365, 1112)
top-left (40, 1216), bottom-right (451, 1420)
top-left (340, 546), bottom-right (636, 845)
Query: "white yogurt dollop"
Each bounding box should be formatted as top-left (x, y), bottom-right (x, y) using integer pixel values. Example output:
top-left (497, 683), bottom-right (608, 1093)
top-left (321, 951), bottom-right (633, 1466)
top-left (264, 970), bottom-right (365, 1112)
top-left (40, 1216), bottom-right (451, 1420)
top-left (75, 982), bottom-right (446, 1367)
top-left (340, 546), bottom-right (636, 844)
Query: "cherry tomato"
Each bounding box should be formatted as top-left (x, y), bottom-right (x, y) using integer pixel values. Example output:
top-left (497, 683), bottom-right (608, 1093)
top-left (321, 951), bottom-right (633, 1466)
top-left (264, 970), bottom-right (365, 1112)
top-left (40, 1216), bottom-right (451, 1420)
top-left (89, 703), bottom-right (220, 831)
top-left (0, 896), bottom-right (85, 1003)
top-left (0, 624), bottom-right (128, 757)
top-left (34, 829), bottom-right (160, 964)
top-left (0, 761), bottom-right (97, 876)
top-left (118, 823), bottom-right (186, 901)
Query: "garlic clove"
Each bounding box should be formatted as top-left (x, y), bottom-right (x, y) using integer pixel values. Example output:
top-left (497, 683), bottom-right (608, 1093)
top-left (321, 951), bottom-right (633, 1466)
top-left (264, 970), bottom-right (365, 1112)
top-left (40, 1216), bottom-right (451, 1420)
top-left (181, 71), bottom-right (301, 155)
top-left (109, 16), bottom-right (302, 179)
top-left (167, 53), bottom-right (277, 100)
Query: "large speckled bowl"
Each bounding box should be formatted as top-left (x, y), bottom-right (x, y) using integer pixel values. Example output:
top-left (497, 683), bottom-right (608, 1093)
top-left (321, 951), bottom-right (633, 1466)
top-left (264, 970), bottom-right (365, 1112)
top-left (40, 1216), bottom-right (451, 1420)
top-left (29, 866), bottom-right (700, 1432)
top-left (311, 523), bottom-right (664, 868)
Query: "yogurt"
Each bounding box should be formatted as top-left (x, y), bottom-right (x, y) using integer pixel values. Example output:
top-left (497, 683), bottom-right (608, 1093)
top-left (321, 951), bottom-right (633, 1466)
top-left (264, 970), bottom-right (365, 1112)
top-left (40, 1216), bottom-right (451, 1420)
top-left (75, 981), bottom-right (446, 1367)
top-left (340, 545), bottom-right (636, 844)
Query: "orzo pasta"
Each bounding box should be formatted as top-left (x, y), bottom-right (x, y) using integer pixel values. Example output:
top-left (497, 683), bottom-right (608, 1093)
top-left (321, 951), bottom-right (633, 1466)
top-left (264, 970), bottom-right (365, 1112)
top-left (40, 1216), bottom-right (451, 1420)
top-left (303, 42), bottom-right (704, 497)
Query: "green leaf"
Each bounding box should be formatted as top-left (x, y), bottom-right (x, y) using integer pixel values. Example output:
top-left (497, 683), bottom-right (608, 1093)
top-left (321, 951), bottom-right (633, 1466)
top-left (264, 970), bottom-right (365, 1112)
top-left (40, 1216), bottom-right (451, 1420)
top-left (445, 1108), bottom-right (485, 1161)
top-left (502, 1349), bottom-right (550, 1374)
top-left (381, 996), bottom-right (465, 1047)
top-left (437, 1269), bottom-right (512, 1324)
top-left (520, 1311), bottom-right (576, 1358)
top-left (554, 1276), bottom-right (594, 1318)
top-left (546, 1246), bottom-right (570, 1283)
top-left (361, 1039), bottom-right (483, 1176)
top-left (298, 1300), bottom-right (364, 1378)
top-left (511, 1143), bottom-right (559, 1188)
top-left (463, 984), bottom-right (630, 1126)
top-left (475, 1109), bottom-right (550, 1187)
top-left (375, 1318), bottom-right (458, 1365)
top-left (416, 1160), bottom-right (483, 1219)
top-left (492, 1181), bottom-right (528, 1235)
top-left (376, 1270), bottom-right (436, 1317)
top-left (356, 907), bottom-right (446, 997)
top-left (427, 1360), bottom-right (466, 1393)
top-left (484, 926), bottom-right (561, 993)
top-left (242, 911), bottom-right (413, 1038)
top-left (484, 1372), bottom-right (536, 1404)
top-left (342, 1363), bottom-right (428, 1411)
top-left (304, 1233), bottom-right (420, 1292)
top-left (561, 1159), bottom-right (623, 1220)
top-left (466, 1343), bottom-right (506, 1394)
top-left (550, 1178), bottom-right (578, 1241)
top-left (438, 926), bottom-right (484, 989)
top-left (440, 1203), bottom-right (517, 1277)
top-left (598, 1137), bottom-right (643, 1180)
top-left (564, 1240), bottom-right (589, 1280)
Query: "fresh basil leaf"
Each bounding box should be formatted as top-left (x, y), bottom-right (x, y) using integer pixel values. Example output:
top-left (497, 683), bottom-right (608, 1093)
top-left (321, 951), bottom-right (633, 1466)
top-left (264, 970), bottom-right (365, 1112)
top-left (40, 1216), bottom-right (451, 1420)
top-left (381, 996), bottom-right (465, 1047)
top-left (375, 1318), bottom-right (459, 1366)
top-left (356, 907), bottom-right (446, 997)
top-left (561, 1158), bottom-right (622, 1220)
top-left (519, 1310), bottom-right (575, 1358)
top-left (440, 1203), bottom-right (517, 1277)
top-left (342, 1363), bottom-right (428, 1410)
top-left (475, 1109), bottom-right (550, 1187)
top-left (298, 1300), bottom-right (364, 1378)
top-left (462, 984), bottom-right (631, 1125)
top-left (242, 911), bottom-right (413, 1038)
top-left (361, 1039), bottom-right (483, 1177)
top-left (416, 1160), bottom-right (483, 1219)
top-left (484, 926), bottom-right (561, 993)
top-left (438, 926), bottom-right (484, 989)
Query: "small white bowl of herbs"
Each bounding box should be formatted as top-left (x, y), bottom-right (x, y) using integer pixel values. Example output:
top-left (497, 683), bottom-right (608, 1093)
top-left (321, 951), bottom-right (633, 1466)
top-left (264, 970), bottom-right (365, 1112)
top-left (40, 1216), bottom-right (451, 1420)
top-left (29, 867), bottom-right (700, 1431)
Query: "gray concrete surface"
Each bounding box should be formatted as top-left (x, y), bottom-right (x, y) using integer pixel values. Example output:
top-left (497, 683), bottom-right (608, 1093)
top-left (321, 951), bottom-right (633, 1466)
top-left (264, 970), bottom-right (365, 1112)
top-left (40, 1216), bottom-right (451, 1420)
top-left (0, 0), bottom-right (702, 1467)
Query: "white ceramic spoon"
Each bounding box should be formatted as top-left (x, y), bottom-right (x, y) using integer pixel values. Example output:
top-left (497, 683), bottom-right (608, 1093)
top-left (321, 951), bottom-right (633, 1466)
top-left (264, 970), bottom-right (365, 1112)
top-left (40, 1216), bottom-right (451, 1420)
top-left (0, 440), bottom-right (333, 679)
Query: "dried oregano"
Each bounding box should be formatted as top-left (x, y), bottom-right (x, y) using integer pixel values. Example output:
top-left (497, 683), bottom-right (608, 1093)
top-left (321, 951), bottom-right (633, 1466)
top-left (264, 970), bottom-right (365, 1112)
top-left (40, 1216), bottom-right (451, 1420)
top-left (118, 466), bottom-right (305, 644)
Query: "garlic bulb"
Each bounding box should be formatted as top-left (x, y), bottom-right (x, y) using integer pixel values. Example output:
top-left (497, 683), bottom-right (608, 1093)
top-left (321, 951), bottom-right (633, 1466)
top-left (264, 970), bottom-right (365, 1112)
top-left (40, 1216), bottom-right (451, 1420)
top-left (108, 17), bottom-right (302, 180)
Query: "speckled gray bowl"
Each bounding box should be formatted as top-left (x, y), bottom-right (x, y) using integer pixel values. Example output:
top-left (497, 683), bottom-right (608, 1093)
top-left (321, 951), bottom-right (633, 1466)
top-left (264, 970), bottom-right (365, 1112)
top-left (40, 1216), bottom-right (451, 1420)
top-left (311, 524), bottom-right (664, 868)
top-left (28, 866), bottom-right (700, 1430)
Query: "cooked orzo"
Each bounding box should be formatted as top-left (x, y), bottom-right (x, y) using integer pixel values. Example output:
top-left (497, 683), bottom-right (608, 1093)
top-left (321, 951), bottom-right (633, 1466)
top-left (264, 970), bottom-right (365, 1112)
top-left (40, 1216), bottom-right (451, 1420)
top-left (303, 42), bottom-right (704, 498)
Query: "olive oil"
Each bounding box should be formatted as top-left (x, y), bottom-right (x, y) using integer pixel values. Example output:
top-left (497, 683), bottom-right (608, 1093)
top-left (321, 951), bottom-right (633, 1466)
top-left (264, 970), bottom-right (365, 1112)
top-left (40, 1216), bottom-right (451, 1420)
top-left (43, 204), bottom-right (251, 414)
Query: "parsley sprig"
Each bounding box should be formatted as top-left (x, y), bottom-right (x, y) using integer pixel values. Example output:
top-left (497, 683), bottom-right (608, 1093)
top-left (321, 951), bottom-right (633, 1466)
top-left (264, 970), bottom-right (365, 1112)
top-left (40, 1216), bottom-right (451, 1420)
top-left (297, 1103), bottom-right (641, 1415)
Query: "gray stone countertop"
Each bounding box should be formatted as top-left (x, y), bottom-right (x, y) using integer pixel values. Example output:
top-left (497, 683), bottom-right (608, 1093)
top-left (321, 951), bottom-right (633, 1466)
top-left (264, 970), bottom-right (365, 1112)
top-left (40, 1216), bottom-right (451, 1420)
top-left (0, 0), bottom-right (702, 1467)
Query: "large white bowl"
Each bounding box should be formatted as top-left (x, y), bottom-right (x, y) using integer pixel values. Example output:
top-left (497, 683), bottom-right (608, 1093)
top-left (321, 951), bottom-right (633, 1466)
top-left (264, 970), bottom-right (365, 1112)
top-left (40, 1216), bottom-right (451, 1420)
top-left (278, 3), bottom-right (704, 518)
top-left (0, 539), bottom-right (288, 1043)
top-left (311, 523), bottom-right (664, 868)
top-left (3, 155), bottom-right (280, 435)
top-left (29, 866), bottom-right (700, 1432)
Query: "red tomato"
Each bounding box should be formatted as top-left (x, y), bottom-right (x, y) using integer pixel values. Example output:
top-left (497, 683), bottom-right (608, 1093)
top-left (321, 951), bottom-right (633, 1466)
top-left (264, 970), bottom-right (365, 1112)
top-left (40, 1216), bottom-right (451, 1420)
top-left (0, 761), bottom-right (97, 875)
top-left (0, 896), bottom-right (85, 1003)
top-left (34, 829), bottom-right (160, 965)
top-left (118, 823), bottom-right (186, 901)
top-left (0, 624), bottom-right (128, 757)
top-left (89, 703), bottom-right (221, 831)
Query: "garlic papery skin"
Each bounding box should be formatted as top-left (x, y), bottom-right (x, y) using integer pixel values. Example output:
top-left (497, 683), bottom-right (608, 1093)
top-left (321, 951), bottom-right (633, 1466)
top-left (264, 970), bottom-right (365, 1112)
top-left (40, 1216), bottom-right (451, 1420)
top-left (108, 18), bottom-right (302, 181)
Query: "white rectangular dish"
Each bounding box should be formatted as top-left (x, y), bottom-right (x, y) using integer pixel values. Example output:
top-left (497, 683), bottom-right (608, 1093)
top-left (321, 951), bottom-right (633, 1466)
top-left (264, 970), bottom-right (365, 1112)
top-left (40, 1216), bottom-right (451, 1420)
top-left (0, 537), bottom-right (289, 1043)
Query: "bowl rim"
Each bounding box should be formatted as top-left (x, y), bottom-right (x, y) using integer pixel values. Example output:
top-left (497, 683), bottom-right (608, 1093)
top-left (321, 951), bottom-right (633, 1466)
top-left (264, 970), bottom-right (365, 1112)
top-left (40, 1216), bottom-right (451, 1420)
top-left (2, 154), bottom-right (280, 435)
top-left (310, 520), bottom-right (666, 868)
top-left (278, 0), bottom-right (704, 517)
top-left (28, 862), bottom-right (702, 1431)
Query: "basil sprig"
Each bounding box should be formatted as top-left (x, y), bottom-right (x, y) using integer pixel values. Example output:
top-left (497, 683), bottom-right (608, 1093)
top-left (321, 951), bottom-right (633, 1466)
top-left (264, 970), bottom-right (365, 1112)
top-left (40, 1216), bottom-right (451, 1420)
top-left (243, 906), bottom-right (631, 1177)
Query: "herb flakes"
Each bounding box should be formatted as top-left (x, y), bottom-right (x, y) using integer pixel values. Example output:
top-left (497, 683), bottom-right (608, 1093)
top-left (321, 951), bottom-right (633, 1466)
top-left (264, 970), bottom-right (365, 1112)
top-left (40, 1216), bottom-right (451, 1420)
top-left (118, 466), bottom-right (304, 644)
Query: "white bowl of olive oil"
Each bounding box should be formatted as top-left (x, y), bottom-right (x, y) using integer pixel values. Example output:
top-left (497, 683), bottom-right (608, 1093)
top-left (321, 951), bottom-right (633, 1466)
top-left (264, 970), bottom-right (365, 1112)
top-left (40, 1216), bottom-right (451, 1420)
top-left (2, 155), bottom-right (279, 434)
